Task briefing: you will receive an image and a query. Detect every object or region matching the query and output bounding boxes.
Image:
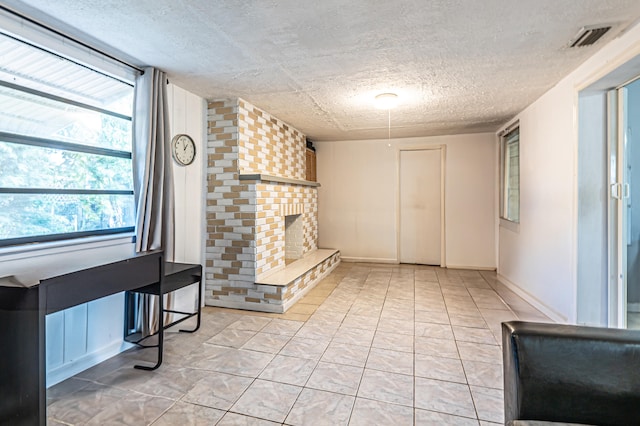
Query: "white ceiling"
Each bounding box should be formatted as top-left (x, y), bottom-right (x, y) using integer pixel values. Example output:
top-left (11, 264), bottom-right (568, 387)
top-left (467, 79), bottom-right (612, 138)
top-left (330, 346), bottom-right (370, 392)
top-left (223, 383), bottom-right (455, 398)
top-left (3, 0), bottom-right (640, 141)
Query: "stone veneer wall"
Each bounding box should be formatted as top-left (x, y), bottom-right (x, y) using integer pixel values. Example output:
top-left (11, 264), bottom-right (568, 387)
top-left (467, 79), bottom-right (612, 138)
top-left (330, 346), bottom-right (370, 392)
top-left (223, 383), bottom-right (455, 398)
top-left (205, 98), bottom-right (319, 309)
top-left (237, 101), bottom-right (306, 179)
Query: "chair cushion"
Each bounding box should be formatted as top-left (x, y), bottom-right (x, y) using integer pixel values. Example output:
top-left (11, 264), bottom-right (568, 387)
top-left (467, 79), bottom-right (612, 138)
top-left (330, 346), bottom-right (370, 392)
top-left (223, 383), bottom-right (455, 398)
top-left (503, 321), bottom-right (640, 426)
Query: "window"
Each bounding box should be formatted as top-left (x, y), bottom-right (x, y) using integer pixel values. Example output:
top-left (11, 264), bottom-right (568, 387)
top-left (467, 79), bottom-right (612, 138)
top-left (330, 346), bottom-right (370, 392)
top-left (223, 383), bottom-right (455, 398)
top-left (0, 33), bottom-right (135, 247)
top-left (500, 124), bottom-right (520, 223)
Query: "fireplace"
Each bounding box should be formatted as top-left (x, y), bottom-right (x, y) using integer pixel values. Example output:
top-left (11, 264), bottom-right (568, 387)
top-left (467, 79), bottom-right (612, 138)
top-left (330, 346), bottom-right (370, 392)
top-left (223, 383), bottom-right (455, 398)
top-left (205, 98), bottom-right (340, 313)
top-left (285, 214), bottom-right (303, 264)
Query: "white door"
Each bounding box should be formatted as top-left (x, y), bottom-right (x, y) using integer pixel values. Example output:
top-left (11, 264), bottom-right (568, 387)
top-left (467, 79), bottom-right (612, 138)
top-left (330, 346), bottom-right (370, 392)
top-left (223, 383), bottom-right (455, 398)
top-left (399, 149), bottom-right (442, 265)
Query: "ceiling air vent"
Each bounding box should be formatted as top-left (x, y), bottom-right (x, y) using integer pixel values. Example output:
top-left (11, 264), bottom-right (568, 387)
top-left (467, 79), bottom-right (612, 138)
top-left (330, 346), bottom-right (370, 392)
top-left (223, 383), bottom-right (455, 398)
top-left (569, 25), bottom-right (611, 47)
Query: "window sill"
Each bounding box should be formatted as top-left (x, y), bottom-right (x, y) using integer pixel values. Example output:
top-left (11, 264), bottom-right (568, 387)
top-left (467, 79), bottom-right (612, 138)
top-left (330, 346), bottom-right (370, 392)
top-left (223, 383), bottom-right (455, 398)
top-left (500, 218), bottom-right (520, 233)
top-left (0, 232), bottom-right (135, 261)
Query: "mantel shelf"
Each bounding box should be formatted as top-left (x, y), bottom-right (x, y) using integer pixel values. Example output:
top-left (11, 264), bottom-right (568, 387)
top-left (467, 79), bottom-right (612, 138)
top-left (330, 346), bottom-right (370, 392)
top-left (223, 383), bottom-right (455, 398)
top-left (239, 173), bottom-right (320, 187)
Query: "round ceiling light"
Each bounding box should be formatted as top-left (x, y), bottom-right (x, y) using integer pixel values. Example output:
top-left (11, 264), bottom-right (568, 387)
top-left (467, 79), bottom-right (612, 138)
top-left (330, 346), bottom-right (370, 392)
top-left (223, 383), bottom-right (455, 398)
top-left (374, 92), bottom-right (399, 109)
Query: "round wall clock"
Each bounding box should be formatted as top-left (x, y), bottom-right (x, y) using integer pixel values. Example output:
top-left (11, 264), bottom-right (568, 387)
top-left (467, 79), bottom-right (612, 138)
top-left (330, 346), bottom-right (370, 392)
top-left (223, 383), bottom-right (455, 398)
top-left (171, 134), bottom-right (196, 166)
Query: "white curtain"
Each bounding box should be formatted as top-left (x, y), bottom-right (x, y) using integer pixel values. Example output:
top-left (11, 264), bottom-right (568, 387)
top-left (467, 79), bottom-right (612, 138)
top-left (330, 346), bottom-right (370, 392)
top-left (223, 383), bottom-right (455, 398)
top-left (132, 67), bottom-right (174, 336)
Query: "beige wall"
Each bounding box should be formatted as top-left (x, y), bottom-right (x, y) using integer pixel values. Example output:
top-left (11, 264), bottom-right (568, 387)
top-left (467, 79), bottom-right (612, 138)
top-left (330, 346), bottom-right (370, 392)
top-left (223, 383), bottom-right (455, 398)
top-left (315, 133), bottom-right (496, 269)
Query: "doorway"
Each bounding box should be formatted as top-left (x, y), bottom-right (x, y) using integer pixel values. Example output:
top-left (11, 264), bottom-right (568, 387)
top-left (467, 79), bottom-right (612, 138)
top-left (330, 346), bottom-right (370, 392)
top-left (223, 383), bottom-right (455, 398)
top-left (619, 79), bottom-right (640, 329)
top-left (578, 72), bottom-right (640, 329)
top-left (601, 78), bottom-right (640, 330)
top-left (575, 46), bottom-right (640, 329)
top-left (398, 148), bottom-right (444, 266)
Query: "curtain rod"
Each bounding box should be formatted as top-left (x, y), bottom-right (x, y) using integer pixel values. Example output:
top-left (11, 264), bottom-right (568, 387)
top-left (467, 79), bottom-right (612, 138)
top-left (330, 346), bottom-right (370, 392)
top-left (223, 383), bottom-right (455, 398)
top-left (0, 4), bottom-right (144, 74)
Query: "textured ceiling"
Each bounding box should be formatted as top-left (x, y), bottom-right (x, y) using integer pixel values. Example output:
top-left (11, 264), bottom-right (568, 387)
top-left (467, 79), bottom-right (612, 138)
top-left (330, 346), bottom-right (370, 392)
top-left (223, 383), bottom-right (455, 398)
top-left (3, 0), bottom-right (640, 140)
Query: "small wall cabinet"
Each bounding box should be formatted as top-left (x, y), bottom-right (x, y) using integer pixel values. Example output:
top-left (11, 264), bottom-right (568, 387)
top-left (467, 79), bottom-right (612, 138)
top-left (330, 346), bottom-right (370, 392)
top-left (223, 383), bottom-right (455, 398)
top-left (305, 148), bottom-right (316, 182)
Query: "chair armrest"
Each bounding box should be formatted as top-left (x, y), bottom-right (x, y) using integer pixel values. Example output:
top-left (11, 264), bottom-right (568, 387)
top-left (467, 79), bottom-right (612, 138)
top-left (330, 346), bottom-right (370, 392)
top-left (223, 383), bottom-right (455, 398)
top-left (502, 321), bottom-right (640, 426)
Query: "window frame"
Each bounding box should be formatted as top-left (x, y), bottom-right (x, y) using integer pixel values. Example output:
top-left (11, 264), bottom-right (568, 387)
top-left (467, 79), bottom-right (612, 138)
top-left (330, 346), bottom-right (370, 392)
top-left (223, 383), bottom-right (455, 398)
top-left (500, 122), bottom-right (520, 224)
top-left (0, 46), bottom-right (135, 248)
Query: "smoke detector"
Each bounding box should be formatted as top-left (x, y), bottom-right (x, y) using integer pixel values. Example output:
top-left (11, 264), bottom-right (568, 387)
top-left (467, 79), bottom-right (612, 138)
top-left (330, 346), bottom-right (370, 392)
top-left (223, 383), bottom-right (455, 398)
top-left (569, 25), bottom-right (612, 48)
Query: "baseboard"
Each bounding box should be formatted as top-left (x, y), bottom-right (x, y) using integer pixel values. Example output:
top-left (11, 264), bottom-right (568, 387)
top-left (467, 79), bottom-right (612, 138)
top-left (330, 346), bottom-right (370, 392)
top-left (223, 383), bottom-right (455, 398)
top-left (340, 257), bottom-right (496, 271)
top-left (46, 340), bottom-right (132, 388)
top-left (341, 257), bottom-right (398, 264)
top-left (446, 265), bottom-right (497, 271)
top-left (496, 273), bottom-right (567, 323)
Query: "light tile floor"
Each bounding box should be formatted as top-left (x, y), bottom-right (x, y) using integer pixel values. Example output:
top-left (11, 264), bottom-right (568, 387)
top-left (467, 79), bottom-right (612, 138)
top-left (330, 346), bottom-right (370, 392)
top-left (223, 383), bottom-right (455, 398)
top-left (47, 263), bottom-right (551, 425)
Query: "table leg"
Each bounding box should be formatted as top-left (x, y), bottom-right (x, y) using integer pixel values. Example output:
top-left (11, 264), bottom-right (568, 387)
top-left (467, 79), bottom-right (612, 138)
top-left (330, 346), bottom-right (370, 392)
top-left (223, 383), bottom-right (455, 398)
top-left (180, 276), bottom-right (202, 333)
top-left (134, 295), bottom-right (164, 371)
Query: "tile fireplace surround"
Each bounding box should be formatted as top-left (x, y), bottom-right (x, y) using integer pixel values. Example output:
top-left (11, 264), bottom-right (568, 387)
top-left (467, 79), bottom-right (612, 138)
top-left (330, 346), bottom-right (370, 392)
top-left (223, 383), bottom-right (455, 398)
top-left (206, 98), bottom-right (340, 313)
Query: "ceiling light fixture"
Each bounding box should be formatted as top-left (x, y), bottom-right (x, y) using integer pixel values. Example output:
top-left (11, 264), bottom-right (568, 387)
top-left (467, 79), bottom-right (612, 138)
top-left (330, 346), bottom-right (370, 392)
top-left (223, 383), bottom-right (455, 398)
top-left (374, 92), bottom-right (399, 110)
top-left (374, 92), bottom-right (398, 146)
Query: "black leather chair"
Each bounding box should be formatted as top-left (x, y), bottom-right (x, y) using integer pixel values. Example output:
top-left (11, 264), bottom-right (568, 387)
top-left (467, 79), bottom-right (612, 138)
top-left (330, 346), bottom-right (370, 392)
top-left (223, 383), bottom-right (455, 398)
top-left (502, 321), bottom-right (640, 426)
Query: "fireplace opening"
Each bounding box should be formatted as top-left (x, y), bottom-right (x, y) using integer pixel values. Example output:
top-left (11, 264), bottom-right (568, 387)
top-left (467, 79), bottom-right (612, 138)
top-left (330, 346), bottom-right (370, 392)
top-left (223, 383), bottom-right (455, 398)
top-left (284, 214), bottom-right (303, 265)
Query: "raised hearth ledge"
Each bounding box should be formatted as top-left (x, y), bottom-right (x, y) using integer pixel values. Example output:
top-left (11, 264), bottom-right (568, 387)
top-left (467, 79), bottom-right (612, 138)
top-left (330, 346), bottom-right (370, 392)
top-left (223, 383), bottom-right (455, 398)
top-left (239, 173), bottom-right (321, 187)
top-left (206, 249), bottom-right (340, 314)
top-left (256, 248), bottom-right (338, 285)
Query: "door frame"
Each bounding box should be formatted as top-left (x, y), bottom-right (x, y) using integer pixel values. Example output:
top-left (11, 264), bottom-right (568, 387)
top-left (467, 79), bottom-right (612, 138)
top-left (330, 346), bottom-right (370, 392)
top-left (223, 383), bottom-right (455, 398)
top-left (575, 41), bottom-right (640, 327)
top-left (609, 87), bottom-right (630, 328)
top-left (396, 145), bottom-right (447, 267)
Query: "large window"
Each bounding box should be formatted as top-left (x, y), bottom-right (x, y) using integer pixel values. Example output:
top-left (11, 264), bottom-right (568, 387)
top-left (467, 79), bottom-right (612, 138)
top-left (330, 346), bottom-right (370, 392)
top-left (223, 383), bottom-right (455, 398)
top-left (0, 33), bottom-right (135, 247)
top-left (500, 124), bottom-right (520, 223)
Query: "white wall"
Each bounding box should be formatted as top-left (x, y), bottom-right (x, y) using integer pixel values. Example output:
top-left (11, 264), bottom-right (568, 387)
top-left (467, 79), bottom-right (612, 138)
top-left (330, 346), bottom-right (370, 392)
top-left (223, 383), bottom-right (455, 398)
top-left (0, 83), bottom-right (206, 386)
top-left (576, 92), bottom-right (608, 326)
top-left (166, 84), bottom-right (206, 313)
top-left (316, 133), bottom-right (496, 269)
top-left (0, 235), bottom-right (137, 386)
top-left (497, 22), bottom-right (640, 324)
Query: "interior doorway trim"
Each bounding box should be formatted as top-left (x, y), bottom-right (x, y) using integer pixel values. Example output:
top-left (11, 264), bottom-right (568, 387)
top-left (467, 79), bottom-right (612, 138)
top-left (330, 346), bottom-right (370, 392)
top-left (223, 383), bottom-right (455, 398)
top-left (576, 41), bottom-right (640, 327)
top-left (396, 145), bottom-right (447, 267)
top-left (575, 39), bottom-right (640, 93)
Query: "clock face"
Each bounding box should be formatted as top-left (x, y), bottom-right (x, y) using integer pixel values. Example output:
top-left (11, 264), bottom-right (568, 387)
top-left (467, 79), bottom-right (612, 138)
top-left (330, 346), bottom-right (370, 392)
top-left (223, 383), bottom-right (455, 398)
top-left (171, 134), bottom-right (196, 166)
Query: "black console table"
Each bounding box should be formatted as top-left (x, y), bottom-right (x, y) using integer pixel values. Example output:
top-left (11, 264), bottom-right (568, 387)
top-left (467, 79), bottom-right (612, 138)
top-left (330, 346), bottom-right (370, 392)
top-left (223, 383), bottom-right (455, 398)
top-left (0, 251), bottom-right (202, 425)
